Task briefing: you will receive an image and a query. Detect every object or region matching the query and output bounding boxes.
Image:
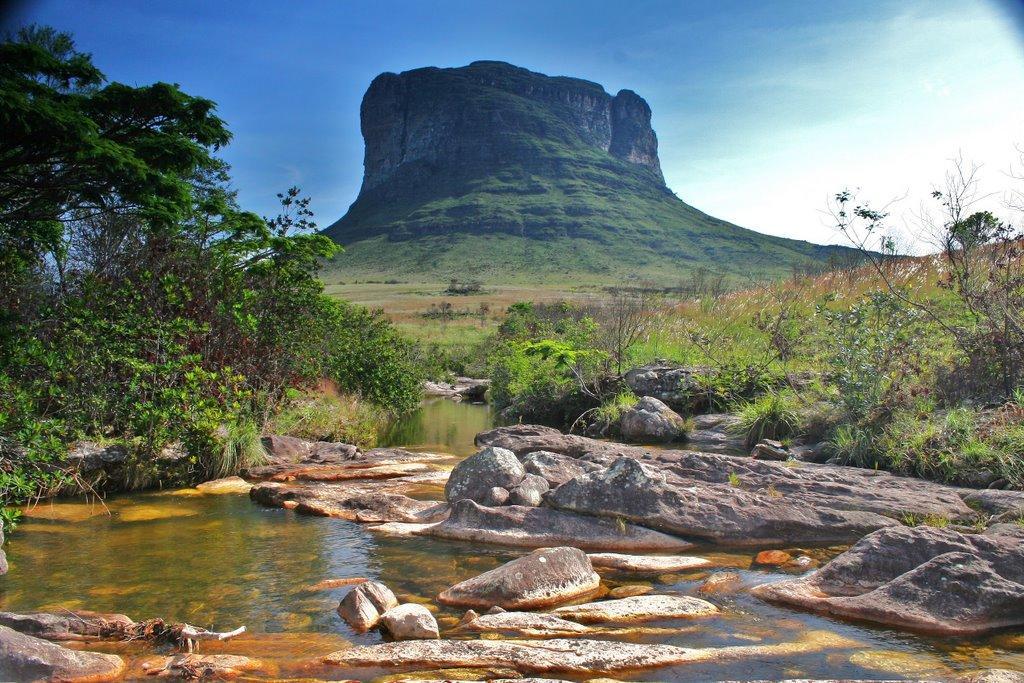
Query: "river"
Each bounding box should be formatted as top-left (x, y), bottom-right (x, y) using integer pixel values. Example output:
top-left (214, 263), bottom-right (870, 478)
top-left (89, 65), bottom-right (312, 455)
top-left (1, 399), bottom-right (1021, 680)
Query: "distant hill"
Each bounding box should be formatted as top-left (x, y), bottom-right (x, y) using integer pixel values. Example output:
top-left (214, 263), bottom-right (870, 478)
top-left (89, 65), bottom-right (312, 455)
top-left (323, 60), bottom-right (855, 284)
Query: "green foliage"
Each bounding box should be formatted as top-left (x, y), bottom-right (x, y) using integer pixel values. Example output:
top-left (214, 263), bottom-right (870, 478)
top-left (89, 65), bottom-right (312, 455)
top-left (593, 391), bottom-right (639, 426)
top-left (735, 390), bottom-right (801, 448)
top-left (212, 419), bottom-right (267, 480)
top-left (267, 392), bottom-right (385, 448)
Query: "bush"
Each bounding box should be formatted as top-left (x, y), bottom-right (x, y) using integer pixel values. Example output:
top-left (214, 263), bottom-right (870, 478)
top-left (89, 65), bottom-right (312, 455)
top-left (268, 392), bottom-right (385, 448)
top-left (211, 419), bottom-right (268, 479)
top-left (735, 390), bottom-right (801, 447)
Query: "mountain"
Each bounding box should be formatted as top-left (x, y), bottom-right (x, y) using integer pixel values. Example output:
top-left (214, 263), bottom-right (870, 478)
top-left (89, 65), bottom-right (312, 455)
top-left (323, 60), bottom-right (853, 284)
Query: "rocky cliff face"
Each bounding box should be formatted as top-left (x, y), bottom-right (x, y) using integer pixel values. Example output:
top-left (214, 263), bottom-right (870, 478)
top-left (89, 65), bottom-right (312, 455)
top-left (323, 61), bottom-right (856, 282)
top-left (357, 61), bottom-right (663, 196)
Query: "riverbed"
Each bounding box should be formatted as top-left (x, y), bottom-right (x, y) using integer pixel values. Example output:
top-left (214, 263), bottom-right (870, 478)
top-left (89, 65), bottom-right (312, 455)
top-left (2, 399), bottom-right (1022, 681)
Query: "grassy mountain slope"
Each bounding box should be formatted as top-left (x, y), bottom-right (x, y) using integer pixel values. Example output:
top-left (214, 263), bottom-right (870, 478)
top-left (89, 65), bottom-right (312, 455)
top-left (323, 61), bottom-right (854, 284)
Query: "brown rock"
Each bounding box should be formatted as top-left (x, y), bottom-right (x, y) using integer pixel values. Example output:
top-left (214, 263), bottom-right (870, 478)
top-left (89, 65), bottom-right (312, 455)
top-left (752, 525), bottom-right (1024, 635)
top-left (423, 499), bottom-right (694, 551)
top-left (0, 610), bottom-right (134, 641)
top-left (608, 584), bottom-right (653, 598)
top-left (337, 581), bottom-right (399, 632)
top-left (306, 577), bottom-right (369, 592)
top-left (551, 594), bottom-right (718, 624)
top-left (141, 653), bottom-right (264, 678)
top-left (698, 572), bottom-right (743, 595)
top-left (251, 481), bottom-right (448, 523)
top-left (454, 609), bottom-right (593, 637)
top-left (0, 624), bottom-right (125, 681)
top-left (752, 550), bottom-right (792, 567)
top-left (437, 547), bottom-right (600, 610)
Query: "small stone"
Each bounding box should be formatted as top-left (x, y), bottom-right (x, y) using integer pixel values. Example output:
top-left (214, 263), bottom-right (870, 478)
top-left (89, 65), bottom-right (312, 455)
top-left (752, 550), bottom-right (792, 567)
top-left (379, 604), bottom-right (439, 640)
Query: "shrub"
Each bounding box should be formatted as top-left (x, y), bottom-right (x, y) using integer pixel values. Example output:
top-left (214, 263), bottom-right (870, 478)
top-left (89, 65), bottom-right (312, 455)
top-left (210, 419), bottom-right (268, 479)
top-left (735, 390), bottom-right (801, 447)
top-left (268, 392), bottom-right (385, 448)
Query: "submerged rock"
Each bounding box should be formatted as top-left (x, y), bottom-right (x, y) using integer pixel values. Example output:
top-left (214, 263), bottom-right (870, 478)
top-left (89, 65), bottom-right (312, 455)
top-left (0, 624), bottom-right (125, 682)
top-left (424, 499), bottom-right (694, 551)
top-left (140, 653), bottom-right (264, 678)
top-left (587, 553), bottom-right (710, 574)
top-left (619, 396), bottom-right (687, 442)
top-left (752, 549), bottom-right (792, 567)
top-left (250, 481), bottom-right (448, 523)
top-left (548, 456), bottom-right (898, 546)
top-left (551, 594), bottom-right (718, 624)
top-left (437, 547), bottom-right (600, 610)
top-left (698, 572), bottom-right (743, 595)
top-left (752, 525), bottom-right (1024, 635)
top-left (380, 604), bottom-right (439, 640)
top-left (338, 581), bottom-right (400, 632)
top-left (195, 476), bottom-right (252, 494)
top-left (445, 447), bottom-right (525, 504)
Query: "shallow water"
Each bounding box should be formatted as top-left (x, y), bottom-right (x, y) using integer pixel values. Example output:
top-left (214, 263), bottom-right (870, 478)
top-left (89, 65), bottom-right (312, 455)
top-left (2, 400), bottom-right (1022, 681)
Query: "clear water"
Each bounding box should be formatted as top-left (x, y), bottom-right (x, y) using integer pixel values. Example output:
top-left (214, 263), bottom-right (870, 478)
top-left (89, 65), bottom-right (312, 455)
top-left (2, 400), bottom-right (1022, 681)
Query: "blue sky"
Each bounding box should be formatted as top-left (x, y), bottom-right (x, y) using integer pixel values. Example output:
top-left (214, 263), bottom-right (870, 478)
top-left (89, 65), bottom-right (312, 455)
top-left (5, 0), bottom-right (1023, 247)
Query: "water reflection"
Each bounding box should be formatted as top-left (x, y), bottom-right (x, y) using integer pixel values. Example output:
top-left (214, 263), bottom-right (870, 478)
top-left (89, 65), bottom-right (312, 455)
top-left (381, 398), bottom-right (498, 458)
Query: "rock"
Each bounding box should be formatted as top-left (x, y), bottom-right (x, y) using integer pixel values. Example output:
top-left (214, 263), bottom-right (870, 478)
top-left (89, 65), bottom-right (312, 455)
top-left (586, 553), bottom-right (710, 574)
top-left (247, 444), bottom-right (436, 481)
top-left (785, 555), bottom-right (818, 572)
top-left (789, 442), bottom-right (829, 463)
top-left (507, 474), bottom-right (549, 506)
top-left (337, 581), bottom-right (399, 632)
top-left (618, 396), bottom-right (687, 442)
top-left (486, 424), bottom-right (976, 523)
top-left (698, 572), bottom-right (743, 595)
top-left (437, 547), bottom-right (600, 610)
top-left (423, 499), bottom-right (694, 551)
top-left (752, 525), bottom-right (1024, 634)
top-left (962, 489), bottom-right (1024, 519)
top-left (141, 653), bottom-right (264, 678)
top-left (379, 604), bottom-right (439, 640)
top-left (195, 476), bottom-right (252, 494)
top-left (65, 441), bottom-right (129, 473)
top-left (323, 630), bottom-right (857, 674)
top-left (445, 447), bottom-right (525, 504)
top-left (251, 481), bottom-right (448, 523)
top-left (0, 610), bottom-right (134, 641)
top-left (306, 577), bottom-right (369, 592)
top-left (454, 609), bottom-right (592, 637)
top-left (751, 439), bottom-right (789, 461)
top-left (0, 624), bottom-right (125, 681)
top-left (482, 486), bottom-right (510, 507)
top-left (686, 413), bottom-right (747, 455)
top-left (623, 363), bottom-right (709, 412)
top-left (520, 450), bottom-right (600, 486)
top-left (608, 584), bottom-right (653, 598)
top-left (959, 670), bottom-right (1024, 683)
top-left (547, 456), bottom-right (899, 546)
top-left (752, 550), bottom-right (792, 567)
top-left (551, 594), bottom-right (718, 623)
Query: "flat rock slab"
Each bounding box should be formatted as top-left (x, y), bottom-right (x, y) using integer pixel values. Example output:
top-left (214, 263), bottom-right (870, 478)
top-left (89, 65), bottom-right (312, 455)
top-left (587, 553), bottom-right (710, 574)
top-left (323, 630), bottom-right (861, 674)
top-left (251, 481), bottom-right (448, 523)
top-left (753, 525), bottom-right (1024, 635)
top-left (551, 595), bottom-right (718, 624)
top-left (548, 456), bottom-right (898, 546)
top-left (438, 547), bottom-right (600, 610)
top-left (195, 476), bottom-right (252, 494)
top-left (425, 500), bottom-right (694, 551)
top-left (454, 610), bottom-right (593, 637)
top-left (247, 445), bottom-right (445, 481)
top-left (0, 624), bottom-right (125, 682)
top-left (140, 653), bottom-right (265, 678)
top-left (0, 610), bottom-right (134, 641)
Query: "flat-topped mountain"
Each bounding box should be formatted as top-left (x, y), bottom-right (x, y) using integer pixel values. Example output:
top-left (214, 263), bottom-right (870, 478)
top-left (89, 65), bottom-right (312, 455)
top-left (324, 60), bottom-right (853, 282)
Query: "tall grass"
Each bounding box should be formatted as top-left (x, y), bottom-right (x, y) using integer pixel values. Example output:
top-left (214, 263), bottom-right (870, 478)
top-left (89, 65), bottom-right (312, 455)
top-left (213, 420), bottom-right (268, 479)
top-left (267, 392), bottom-right (385, 448)
top-left (734, 390), bottom-right (801, 447)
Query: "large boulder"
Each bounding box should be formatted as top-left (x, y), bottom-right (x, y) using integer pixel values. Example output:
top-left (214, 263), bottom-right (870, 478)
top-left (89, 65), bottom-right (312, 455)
top-left (551, 594), bottom-right (718, 623)
top-left (487, 425), bottom-right (978, 524)
top-left (424, 499), bottom-right (694, 551)
top-left (337, 581), bottom-right (399, 632)
top-left (619, 396), bottom-right (687, 442)
top-left (547, 456), bottom-right (898, 546)
top-left (520, 450), bottom-right (600, 486)
top-left (0, 624), bottom-right (125, 682)
top-left (437, 547), bottom-right (600, 609)
top-left (445, 447), bottom-right (525, 504)
top-left (379, 603), bottom-right (439, 640)
top-left (752, 525), bottom-right (1024, 634)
